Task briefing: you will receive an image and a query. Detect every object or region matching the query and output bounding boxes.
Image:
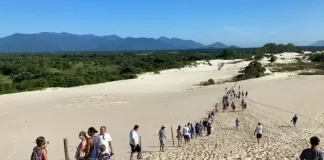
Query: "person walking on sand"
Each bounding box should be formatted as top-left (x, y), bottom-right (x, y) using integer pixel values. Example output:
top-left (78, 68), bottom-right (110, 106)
top-left (98, 126), bottom-right (113, 157)
top-left (203, 119), bottom-right (208, 131)
top-left (207, 122), bottom-right (212, 136)
top-left (158, 126), bottom-right (167, 152)
top-left (231, 101), bottom-right (236, 111)
top-left (183, 124), bottom-right (190, 144)
top-left (190, 123), bottom-right (195, 139)
top-left (300, 136), bottom-right (324, 160)
top-left (85, 127), bottom-right (100, 160)
top-left (291, 115), bottom-right (298, 127)
top-left (75, 131), bottom-right (87, 160)
top-left (254, 123), bottom-right (263, 144)
top-left (199, 122), bottom-right (204, 136)
top-left (235, 118), bottom-right (240, 130)
top-left (129, 125), bottom-right (142, 160)
top-left (176, 125), bottom-right (183, 147)
top-left (195, 123), bottom-right (200, 137)
top-left (245, 91), bottom-right (248, 97)
top-left (31, 136), bottom-right (49, 160)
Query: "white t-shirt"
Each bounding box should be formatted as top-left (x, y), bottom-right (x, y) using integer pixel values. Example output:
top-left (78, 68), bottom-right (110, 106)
top-left (99, 133), bottom-right (112, 154)
top-left (129, 130), bottom-right (139, 145)
top-left (183, 126), bottom-right (190, 136)
top-left (256, 125), bottom-right (263, 134)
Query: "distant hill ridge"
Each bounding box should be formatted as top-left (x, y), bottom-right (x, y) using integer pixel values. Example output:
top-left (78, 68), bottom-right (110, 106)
top-left (310, 40), bottom-right (324, 46)
top-left (0, 32), bottom-right (235, 52)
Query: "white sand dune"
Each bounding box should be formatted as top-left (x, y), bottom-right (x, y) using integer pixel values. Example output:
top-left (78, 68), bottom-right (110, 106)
top-left (1, 55), bottom-right (324, 160)
top-left (145, 75), bottom-right (324, 160)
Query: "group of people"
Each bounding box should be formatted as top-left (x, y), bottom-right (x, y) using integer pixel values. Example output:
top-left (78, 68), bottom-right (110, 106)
top-left (31, 84), bottom-right (323, 160)
top-left (223, 86), bottom-right (248, 112)
top-left (32, 125), bottom-right (142, 160)
top-left (72, 126), bottom-right (113, 160)
top-left (175, 111), bottom-right (215, 147)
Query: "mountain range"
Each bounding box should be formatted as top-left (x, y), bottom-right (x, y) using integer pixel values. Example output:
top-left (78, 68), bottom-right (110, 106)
top-left (0, 32), bottom-right (233, 52)
top-left (310, 40), bottom-right (324, 47)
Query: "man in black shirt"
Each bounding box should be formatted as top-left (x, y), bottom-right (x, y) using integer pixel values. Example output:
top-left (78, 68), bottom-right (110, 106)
top-left (291, 115), bottom-right (298, 127)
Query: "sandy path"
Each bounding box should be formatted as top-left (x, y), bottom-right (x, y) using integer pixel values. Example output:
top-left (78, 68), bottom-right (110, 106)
top-left (144, 79), bottom-right (324, 160)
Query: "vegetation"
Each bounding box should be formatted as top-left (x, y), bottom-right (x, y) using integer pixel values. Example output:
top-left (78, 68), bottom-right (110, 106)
top-left (309, 53), bottom-right (324, 62)
top-left (0, 43), bottom-right (323, 95)
top-left (243, 61), bottom-right (266, 78)
top-left (199, 78), bottom-right (216, 86)
top-left (265, 61), bottom-right (324, 73)
top-left (269, 55), bottom-right (277, 63)
top-left (261, 43), bottom-right (296, 54)
top-left (0, 52), bottom-right (223, 94)
top-left (298, 71), bottom-right (324, 75)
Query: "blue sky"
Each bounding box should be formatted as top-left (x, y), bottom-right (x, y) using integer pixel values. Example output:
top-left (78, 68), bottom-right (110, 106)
top-left (0, 0), bottom-right (323, 47)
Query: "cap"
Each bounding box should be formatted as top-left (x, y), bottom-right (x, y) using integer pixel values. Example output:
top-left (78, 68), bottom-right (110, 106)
top-left (161, 125), bottom-right (166, 129)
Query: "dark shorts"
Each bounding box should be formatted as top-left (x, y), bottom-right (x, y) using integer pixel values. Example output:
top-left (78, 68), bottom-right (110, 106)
top-left (130, 144), bottom-right (141, 153)
top-left (256, 134), bottom-right (262, 139)
top-left (184, 135), bottom-right (190, 140)
top-left (160, 139), bottom-right (164, 145)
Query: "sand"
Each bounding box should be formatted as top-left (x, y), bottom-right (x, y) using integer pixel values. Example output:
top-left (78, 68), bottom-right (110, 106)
top-left (1, 53), bottom-right (324, 160)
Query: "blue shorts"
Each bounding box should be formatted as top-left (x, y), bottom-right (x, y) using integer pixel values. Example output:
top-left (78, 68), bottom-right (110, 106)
top-left (236, 123), bottom-right (240, 126)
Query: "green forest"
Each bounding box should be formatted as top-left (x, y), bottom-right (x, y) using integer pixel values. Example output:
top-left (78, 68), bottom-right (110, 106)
top-left (0, 43), bottom-right (323, 94)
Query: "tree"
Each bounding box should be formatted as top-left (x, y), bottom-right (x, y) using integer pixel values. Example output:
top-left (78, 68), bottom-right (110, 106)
top-left (309, 53), bottom-right (324, 62)
top-left (218, 49), bottom-right (237, 59)
top-left (254, 52), bottom-right (265, 61)
top-left (269, 55), bottom-right (277, 63)
top-left (244, 61), bottom-right (266, 78)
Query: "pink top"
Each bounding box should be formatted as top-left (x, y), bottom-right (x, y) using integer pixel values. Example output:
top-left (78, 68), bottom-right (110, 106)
top-left (34, 147), bottom-right (43, 160)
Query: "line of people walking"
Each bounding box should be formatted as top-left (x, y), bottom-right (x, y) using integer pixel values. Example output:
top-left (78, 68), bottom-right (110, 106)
top-left (31, 84), bottom-right (321, 160)
top-left (175, 111), bottom-right (215, 147)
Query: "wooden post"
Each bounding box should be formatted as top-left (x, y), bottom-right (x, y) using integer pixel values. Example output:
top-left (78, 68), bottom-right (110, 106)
top-left (171, 126), bottom-right (175, 147)
top-left (63, 138), bottom-right (70, 160)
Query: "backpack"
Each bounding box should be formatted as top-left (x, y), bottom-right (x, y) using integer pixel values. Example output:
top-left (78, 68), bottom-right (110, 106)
top-left (31, 148), bottom-right (40, 160)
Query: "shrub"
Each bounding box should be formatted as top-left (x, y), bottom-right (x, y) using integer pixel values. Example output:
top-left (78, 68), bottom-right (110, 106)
top-left (309, 53), bottom-right (324, 62)
top-left (207, 60), bottom-right (213, 66)
top-left (243, 61), bottom-right (266, 78)
top-left (218, 63), bottom-right (225, 70)
top-left (208, 79), bottom-right (215, 84)
top-left (199, 78), bottom-right (216, 86)
top-left (298, 71), bottom-right (324, 75)
top-left (269, 55), bottom-right (277, 63)
top-left (254, 53), bottom-right (264, 61)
